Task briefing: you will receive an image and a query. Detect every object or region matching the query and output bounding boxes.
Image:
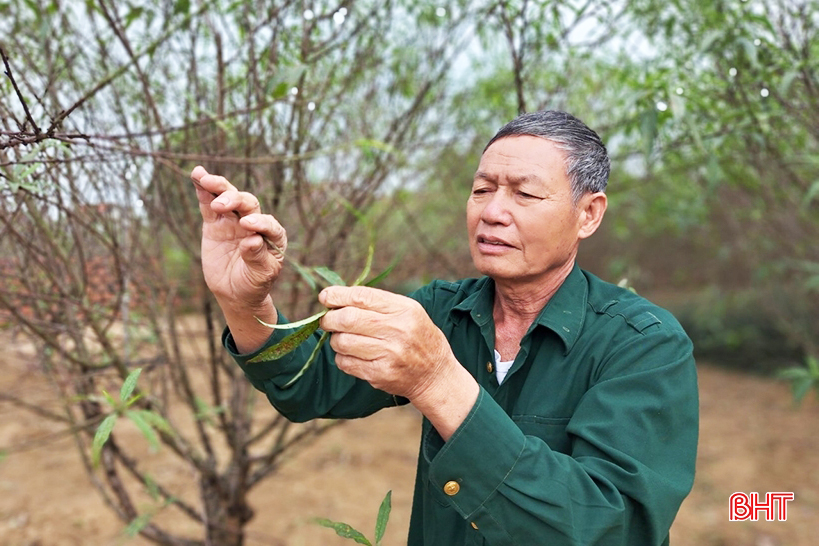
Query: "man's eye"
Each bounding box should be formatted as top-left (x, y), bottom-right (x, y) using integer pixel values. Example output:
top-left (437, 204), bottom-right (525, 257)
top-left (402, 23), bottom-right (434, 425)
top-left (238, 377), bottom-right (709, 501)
top-left (518, 191), bottom-right (540, 199)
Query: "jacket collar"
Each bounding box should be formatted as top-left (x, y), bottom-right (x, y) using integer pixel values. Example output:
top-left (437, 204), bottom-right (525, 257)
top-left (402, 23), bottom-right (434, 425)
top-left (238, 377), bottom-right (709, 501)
top-left (452, 263), bottom-right (588, 354)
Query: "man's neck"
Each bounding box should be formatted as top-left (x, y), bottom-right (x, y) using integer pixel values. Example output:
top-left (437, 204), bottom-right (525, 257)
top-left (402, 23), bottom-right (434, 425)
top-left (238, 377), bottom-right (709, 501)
top-left (493, 259), bottom-right (575, 327)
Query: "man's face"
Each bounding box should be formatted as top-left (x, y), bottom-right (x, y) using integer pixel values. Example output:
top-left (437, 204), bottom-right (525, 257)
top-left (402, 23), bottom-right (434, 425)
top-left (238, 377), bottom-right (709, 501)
top-left (467, 135), bottom-right (584, 285)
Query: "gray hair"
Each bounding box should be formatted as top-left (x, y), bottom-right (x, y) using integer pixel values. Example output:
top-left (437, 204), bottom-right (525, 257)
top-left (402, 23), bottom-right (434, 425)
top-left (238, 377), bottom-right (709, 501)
top-left (484, 110), bottom-right (610, 203)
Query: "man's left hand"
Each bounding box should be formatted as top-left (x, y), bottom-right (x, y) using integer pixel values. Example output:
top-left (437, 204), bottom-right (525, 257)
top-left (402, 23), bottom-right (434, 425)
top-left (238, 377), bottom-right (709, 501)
top-left (318, 286), bottom-right (452, 400)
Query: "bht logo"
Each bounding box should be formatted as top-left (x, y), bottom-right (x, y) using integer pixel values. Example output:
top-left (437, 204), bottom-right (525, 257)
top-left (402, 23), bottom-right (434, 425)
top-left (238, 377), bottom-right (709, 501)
top-left (729, 492), bottom-right (795, 521)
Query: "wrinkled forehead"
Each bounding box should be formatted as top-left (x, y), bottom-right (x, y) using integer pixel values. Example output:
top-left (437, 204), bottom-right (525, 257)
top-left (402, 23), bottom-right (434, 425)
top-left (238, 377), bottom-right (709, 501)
top-left (476, 135), bottom-right (569, 182)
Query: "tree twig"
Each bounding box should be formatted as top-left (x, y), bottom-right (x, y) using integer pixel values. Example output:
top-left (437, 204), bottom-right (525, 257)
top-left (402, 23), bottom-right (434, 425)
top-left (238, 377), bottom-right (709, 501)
top-left (1, 47), bottom-right (41, 135)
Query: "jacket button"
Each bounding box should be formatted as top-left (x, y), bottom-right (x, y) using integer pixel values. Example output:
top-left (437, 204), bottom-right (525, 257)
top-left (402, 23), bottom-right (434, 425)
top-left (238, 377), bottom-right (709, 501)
top-left (443, 480), bottom-right (460, 496)
top-left (486, 361), bottom-right (494, 373)
top-left (471, 522), bottom-right (479, 530)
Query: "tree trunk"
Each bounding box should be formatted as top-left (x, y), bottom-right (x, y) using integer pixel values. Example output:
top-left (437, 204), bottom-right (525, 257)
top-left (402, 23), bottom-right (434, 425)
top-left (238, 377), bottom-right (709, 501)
top-left (200, 472), bottom-right (253, 546)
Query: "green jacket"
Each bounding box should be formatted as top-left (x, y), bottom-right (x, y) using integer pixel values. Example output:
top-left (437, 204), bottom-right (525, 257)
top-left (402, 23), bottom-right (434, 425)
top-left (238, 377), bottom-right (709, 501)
top-left (226, 265), bottom-right (699, 545)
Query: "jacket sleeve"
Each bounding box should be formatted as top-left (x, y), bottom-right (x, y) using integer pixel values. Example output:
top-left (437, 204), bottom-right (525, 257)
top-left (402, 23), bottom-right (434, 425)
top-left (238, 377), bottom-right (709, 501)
top-left (224, 316), bottom-right (404, 423)
top-left (422, 324), bottom-right (698, 545)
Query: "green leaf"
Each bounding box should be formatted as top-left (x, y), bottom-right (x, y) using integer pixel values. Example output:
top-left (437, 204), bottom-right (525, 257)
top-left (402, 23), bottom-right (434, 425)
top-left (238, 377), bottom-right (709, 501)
top-left (314, 266), bottom-right (346, 287)
top-left (802, 180), bottom-right (819, 208)
top-left (194, 396), bottom-right (225, 422)
top-left (124, 6), bottom-right (144, 29)
top-left (271, 81), bottom-right (290, 99)
top-left (375, 490), bottom-right (392, 546)
top-left (355, 138), bottom-right (398, 156)
top-left (247, 320), bottom-right (321, 363)
top-left (92, 413), bottom-right (119, 466)
top-left (353, 242), bottom-right (375, 287)
top-left (120, 367), bottom-right (143, 402)
top-left (314, 518), bottom-right (372, 545)
top-left (807, 355), bottom-right (819, 376)
top-left (144, 473), bottom-right (161, 501)
top-left (778, 368), bottom-right (810, 380)
top-left (124, 512), bottom-right (153, 537)
top-left (101, 389), bottom-right (118, 408)
top-left (173, 0), bottom-right (190, 16)
top-left (255, 309), bottom-right (327, 330)
top-left (364, 261), bottom-right (396, 288)
top-left (791, 376), bottom-right (815, 406)
top-left (130, 409), bottom-right (174, 435)
top-left (290, 260), bottom-right (319, 291)
top-left (281, 331), bottom-right (330, 388)
top-left (126, 410), bottom-right (160, 452)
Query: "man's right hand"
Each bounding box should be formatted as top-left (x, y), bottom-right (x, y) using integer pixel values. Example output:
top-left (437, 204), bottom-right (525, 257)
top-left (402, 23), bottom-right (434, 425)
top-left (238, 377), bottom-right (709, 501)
top-left (191, 166), bottom-right (287, 351)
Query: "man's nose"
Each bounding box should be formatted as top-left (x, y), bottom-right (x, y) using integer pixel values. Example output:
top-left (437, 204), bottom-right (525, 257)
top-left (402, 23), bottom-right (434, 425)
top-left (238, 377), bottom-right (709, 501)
top-left (480, 191), bottom-right (513, 225)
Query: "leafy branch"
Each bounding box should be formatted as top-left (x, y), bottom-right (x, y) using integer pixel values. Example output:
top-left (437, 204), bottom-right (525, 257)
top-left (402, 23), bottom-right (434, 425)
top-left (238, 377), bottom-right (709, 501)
top-left (91, 368), bottom-right (173, 466)
top-left (779, 354), bottom-right (819, 407)
top-left (247, 198), bottom-right (396, 388)
top-left (315, 490), bottom-right (392, 546)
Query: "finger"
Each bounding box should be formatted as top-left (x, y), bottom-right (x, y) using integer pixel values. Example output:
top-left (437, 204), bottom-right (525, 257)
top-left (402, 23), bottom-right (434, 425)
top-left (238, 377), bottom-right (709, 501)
top-left (190, 167), bottom-right (239, 195)
top-left (328, 331), bottom-right (385, 361)
top-left (319, 285), bottom-right (407, 313)
top-left (210, 189), bottom-right (263, 217)
top-left (239, 214), bottom-right (287, 252)
top-left (334, 353), bottom-right (371, 381)
top-left (321, 306), bottom-right (386, 337)
top-left (238, 234), bottom-right (281, 279)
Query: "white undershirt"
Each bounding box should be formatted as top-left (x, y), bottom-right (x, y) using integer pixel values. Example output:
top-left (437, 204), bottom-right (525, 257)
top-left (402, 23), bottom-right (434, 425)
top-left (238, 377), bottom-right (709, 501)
top-left (493, 349), bottom-right (515, 384)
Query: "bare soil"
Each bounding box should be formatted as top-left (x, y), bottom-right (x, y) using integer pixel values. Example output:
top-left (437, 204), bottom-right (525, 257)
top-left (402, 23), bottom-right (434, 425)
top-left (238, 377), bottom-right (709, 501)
top-left (0, 331), bottom-right (817, 546)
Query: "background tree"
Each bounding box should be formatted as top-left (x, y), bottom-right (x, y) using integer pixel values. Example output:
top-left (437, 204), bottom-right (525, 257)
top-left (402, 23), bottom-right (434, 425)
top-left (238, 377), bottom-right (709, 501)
top-left (0, 1), bottom-right (487, 544)
top-left (1, 0), bottom-right (817, 544)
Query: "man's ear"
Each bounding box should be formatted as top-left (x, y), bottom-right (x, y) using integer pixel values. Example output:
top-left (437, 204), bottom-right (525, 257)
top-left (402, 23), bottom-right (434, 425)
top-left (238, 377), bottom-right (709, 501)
top-left (577, 192), bottom-right (607, 240)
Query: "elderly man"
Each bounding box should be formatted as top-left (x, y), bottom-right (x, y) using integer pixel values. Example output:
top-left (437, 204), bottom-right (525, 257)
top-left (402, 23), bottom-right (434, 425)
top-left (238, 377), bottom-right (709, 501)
top-left (191, 110), bottom-right (698, 545)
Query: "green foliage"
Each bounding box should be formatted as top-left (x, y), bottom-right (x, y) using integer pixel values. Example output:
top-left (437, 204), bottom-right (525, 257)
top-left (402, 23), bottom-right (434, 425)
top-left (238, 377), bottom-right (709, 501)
top-left (91, 368), bottom-right (172, 466)
top-left (671, 289), bottom-right (805, 375)
top-left (315, 490), bottom-right (392, 546)
top-left (779, 356), bottom-right (819, 407)
top-left (249, 203), bottom-right (396, 388)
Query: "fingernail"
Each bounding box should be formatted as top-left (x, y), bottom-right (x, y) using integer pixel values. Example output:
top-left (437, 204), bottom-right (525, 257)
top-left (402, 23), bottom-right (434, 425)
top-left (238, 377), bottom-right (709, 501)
top-left (214, 197), bottom-right (228, 205)
top-left (245, 216), bottom-right (257, 225)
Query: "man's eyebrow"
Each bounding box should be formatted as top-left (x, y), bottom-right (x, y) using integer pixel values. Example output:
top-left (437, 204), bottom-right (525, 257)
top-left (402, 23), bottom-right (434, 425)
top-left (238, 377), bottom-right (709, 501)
top-left (473, 171), bottom-right (543, 186)
top-left (473, 170), bottom-right (496, 182)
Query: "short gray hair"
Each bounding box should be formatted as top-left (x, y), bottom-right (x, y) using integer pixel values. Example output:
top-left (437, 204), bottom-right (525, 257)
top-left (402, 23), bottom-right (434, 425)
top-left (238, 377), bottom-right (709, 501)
top-left (484, 110), bottom-right (610, 203)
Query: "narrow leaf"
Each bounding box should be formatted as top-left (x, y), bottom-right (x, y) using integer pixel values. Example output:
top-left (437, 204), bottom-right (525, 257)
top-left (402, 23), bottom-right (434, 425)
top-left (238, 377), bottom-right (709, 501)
top-left (364, 261), bottom-right (397, 288)
top-left (101, 389), bottom-right (118, 408)
top-left (256, 309), bottom-right (327, 330)
top-left (291, 259), bottom-right (319, 291)
top-left (375, 490), bottom-right (392, 546)
top-left (131, 409), bottom-right (174, 435)
top-left (120, 367), bottom-right (143, 402)
top-left (807, 355), bottom-right (819, 376)
top-left (314, 266), bottom-right (346, 287)
top-left (144, 473), bottom-right (160, 501)
top-left (126, 410), bottom-right (160, 452)
top-left (353, 242), bottom-right (375, 287)
top-left (124, 512), bottom-right (153, 537)
top-left (282, 330), bottom-right (330, 388)
top-left (247, 320), bottom-right (321, 363)
top-left (92, 413), bottom-right (118, 466)
top-left (314, 518), bottom-right (372, 545)
top-left (802, 180), bottom-right (819, 208)
top-left (791, 376), bottom-right (815, 406)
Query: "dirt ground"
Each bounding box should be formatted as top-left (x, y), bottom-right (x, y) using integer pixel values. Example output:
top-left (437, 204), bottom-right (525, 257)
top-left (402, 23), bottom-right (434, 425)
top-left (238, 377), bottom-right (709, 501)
top-left (1, 330), bottom-right (817, 546)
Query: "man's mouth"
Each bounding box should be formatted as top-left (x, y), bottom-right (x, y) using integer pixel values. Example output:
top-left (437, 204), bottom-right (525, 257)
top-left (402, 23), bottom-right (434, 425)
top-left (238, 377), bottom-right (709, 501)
top-left (477, 235), bottom-right (514, 248)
